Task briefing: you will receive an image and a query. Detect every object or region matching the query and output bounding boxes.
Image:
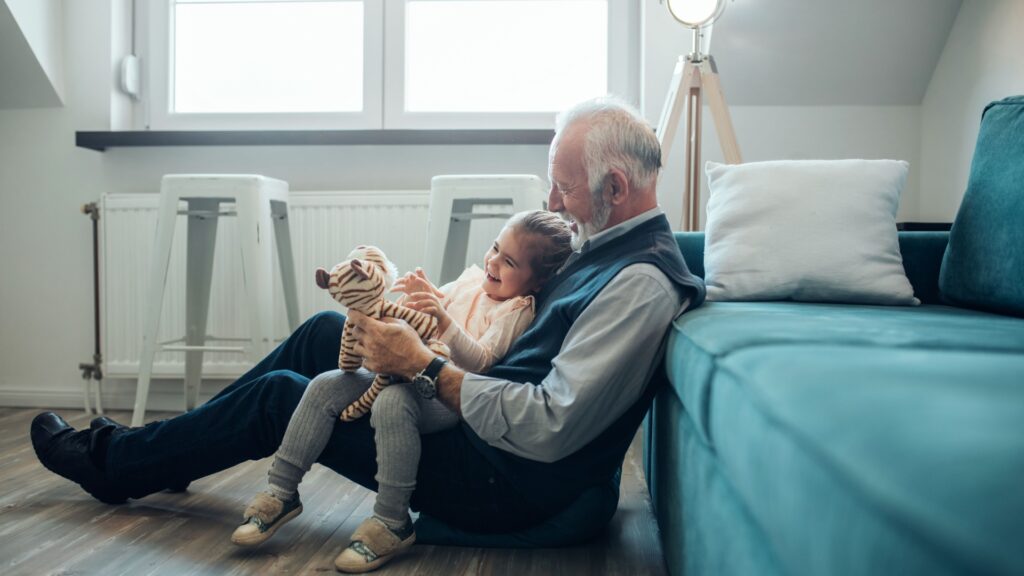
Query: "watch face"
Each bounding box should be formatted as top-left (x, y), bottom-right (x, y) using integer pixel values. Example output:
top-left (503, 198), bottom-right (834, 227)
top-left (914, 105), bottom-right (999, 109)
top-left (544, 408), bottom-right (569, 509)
top-left (413, 375), bottom-right (436, 399)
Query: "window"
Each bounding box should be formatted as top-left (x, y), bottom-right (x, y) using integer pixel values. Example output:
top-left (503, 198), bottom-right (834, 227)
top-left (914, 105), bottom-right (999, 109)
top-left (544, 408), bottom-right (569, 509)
top-left (173, 1), bottom-right (365, 113)
top-left (138, 0), bottom-right (637, 130)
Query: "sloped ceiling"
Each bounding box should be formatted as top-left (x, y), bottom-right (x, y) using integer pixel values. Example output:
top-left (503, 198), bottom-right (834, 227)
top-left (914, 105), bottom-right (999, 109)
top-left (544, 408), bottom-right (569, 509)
top-left (0, 0), bottom-right (62, 109)
top-left (707, 0), bottom-right (962, 105)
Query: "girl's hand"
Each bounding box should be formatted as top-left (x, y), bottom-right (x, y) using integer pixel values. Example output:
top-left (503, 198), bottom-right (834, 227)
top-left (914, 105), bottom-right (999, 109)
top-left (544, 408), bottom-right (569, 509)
top-left (391, 267), bottom-right (442, 297)
top-left (404, 291), bottom-right (452, 333)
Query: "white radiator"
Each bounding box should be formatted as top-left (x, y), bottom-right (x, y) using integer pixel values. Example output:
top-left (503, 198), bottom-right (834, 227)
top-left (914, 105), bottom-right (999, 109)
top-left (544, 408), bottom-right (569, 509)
top-left (100, 191), bottom-right (507, 378)
top-left (100, 191), bottom-right (412, 378)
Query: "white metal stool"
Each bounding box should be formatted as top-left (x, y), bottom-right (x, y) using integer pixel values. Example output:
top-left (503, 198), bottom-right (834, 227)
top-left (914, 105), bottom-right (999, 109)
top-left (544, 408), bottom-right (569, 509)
top-left (424, 175), bottom-right (548, 285)
top-left (131, 175), bottom-right (300, 426)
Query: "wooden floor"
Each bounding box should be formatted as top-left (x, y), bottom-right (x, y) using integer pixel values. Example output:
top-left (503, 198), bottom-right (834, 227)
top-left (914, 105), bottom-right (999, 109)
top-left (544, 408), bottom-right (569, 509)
top-left (1, 408), bottom-right (668, 576)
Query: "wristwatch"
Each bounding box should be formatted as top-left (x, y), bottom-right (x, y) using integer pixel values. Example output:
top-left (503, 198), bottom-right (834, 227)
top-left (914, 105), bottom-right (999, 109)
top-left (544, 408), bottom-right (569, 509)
top-left (412, 357), bottom-right (448, 400)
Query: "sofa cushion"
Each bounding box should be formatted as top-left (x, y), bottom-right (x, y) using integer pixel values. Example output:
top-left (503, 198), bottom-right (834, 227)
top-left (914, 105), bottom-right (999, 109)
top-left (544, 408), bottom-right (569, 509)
top-left (940, 95), bottom-right (1024, 317)
top-left (665, 301), bottom-right (1024, 444)
top-left (708, 345), bottom-right (1024, 576)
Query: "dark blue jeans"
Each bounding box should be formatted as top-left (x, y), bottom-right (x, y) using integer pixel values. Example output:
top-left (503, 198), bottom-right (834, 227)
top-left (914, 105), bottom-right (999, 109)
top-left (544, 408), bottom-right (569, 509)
top-left (104, 311), bottom-right (548, 532)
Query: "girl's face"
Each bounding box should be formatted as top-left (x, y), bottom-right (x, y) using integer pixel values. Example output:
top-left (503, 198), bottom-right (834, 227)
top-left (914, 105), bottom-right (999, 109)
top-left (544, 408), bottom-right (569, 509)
top-left (481, 226), bottom-right (541, 301)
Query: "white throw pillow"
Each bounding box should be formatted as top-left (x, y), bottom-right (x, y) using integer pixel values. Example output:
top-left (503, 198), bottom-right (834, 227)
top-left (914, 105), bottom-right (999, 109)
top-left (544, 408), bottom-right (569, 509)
top-left (703, 159), bottom-right (919, 305)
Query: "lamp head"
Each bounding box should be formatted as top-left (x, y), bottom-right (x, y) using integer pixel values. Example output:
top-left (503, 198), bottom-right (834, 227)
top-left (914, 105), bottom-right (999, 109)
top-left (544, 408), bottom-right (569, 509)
top-left (665, 0), bottom-right (727, 29)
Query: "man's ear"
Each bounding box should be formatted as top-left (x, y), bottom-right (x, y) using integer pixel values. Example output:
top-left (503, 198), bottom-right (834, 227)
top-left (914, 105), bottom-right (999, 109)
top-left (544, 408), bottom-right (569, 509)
top-left (605, 168), bottom-right (630, 206)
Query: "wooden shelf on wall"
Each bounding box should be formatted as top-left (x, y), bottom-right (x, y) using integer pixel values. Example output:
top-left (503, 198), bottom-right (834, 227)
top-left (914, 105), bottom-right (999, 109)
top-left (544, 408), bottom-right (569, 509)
top-left (75, 129), bottom-right (556, 152)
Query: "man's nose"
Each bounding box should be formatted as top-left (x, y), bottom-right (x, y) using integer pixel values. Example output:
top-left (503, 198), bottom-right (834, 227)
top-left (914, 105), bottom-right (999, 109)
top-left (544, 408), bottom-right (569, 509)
top-left (548, 185), bottom-right (563, 211)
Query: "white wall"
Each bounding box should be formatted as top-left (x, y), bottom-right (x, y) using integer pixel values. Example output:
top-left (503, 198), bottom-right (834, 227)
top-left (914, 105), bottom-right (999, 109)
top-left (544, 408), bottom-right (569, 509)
top-left (0, 1), bottom-right (111, 410)
top-left (641, 0), bottom-right (923, 227)
top-left (919, 0), bottom-right (1024, 221)
top-left (3, 0), bottom-right (65, 104)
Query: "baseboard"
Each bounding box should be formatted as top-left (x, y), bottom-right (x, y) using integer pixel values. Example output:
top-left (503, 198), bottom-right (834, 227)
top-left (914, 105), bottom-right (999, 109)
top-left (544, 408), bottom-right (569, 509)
top-left (0, 379), bottom-right (232, 412)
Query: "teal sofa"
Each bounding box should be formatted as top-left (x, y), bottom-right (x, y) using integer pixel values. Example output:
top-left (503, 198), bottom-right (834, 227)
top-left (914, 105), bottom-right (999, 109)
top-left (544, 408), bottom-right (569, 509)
top-left (644, 96), bottom-right (1024, 576)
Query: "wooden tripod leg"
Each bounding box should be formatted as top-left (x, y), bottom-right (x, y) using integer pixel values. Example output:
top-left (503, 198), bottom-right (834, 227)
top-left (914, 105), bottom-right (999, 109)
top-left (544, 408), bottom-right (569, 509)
top-left (683, 71), bottom-right (703, 231)
top-left (656, 57), bottom-right (698, 165)
top-left (701, 58), bottom-right (742, 164)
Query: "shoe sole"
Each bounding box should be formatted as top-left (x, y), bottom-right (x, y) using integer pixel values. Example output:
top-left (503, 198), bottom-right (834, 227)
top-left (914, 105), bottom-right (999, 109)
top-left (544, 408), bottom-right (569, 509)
top-left (231, 504), bottom-right (303, 547)
top-left (334, 532), bottom-right (416, 573)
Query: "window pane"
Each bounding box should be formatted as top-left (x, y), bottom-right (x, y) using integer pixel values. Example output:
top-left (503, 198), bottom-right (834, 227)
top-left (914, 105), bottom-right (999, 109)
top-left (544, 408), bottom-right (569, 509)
top-left (405, 0), bottom-right (608, 113)
top-left (173, 1), bottom-right (364, 114)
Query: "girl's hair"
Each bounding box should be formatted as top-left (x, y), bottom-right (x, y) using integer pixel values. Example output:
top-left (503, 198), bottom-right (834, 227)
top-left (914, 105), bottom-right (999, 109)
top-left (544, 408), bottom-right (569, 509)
top-left (506, 210), bottom-right (574, 285)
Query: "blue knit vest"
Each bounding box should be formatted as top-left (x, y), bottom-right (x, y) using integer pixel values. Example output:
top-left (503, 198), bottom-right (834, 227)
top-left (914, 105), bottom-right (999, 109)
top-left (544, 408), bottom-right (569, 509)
top-left (462, 213), bottom-right (706, 511)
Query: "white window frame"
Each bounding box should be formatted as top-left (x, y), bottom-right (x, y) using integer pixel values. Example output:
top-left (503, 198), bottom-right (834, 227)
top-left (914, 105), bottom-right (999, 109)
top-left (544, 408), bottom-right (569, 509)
top-left (382, 0), bottom-right (637, 129)
top-left (135, 0), bottom-right (637, 131)
top-left (138, 0), bottom-right (384, 130)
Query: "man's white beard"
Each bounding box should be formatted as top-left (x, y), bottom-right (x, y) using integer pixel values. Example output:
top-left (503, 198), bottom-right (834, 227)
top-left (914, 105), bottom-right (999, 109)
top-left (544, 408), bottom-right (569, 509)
top-left (564, 189), bottom-right (612, 250)
top-left (572, 220), bottom-right (599, 251)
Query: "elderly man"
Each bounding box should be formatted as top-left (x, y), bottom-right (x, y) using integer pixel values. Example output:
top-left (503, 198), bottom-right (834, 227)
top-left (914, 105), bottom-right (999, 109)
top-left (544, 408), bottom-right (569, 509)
top-left (31, 96), bottom-right (705, 561)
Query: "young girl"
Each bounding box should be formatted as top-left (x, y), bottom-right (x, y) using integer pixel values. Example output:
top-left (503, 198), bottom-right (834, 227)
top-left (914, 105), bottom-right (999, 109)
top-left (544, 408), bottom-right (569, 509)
top-left (231, 210), bottom-right (572, 572)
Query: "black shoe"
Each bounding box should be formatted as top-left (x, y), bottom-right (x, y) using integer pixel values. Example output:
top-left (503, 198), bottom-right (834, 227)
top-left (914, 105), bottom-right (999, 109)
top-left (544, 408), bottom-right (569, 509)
top-left (89, 415), bottom-right (190, 493)
top-left (31, 412), bottom-right (128, 505)
top-left (90, 415), bottom-right (124, 433)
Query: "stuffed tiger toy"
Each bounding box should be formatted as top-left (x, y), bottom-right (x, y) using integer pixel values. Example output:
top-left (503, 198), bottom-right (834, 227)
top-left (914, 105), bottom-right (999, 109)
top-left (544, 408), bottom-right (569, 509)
top-left (315, 245), bottom-right (450, 421)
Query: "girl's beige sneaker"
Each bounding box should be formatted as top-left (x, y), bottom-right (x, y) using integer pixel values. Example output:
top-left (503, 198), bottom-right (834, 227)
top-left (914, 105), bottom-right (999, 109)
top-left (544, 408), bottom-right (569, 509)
top-left (231, 491), bottom-right (303, 547)
top-left (334, 516), bottom-right (416, 573)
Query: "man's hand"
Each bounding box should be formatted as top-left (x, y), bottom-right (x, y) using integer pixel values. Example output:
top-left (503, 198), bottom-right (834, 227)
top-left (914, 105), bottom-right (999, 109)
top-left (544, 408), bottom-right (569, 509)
top-left (347, 311), bottom-right (434, 379)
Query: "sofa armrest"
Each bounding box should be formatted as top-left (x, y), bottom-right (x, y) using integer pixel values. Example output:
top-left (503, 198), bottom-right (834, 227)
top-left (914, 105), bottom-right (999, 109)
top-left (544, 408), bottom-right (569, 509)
top-left (675, 231), bottom-right (948, 304)
top-left (898, 231), bottom-right (949, 305)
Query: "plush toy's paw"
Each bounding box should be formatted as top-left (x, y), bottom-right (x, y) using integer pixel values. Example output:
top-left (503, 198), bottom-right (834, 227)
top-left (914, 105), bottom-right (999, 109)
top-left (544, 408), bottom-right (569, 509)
top-left (427, 339), bottom-right (451, 359)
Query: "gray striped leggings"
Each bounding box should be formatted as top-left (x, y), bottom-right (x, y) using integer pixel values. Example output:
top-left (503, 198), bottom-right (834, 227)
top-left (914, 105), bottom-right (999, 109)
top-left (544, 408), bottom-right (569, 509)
top-left (269, 368), bottom-right (458, 524)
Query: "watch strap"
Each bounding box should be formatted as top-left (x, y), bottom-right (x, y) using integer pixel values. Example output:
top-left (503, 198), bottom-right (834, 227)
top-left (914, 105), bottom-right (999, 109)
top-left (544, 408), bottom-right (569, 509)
top-left (422, 356), bottom-right (448, 381)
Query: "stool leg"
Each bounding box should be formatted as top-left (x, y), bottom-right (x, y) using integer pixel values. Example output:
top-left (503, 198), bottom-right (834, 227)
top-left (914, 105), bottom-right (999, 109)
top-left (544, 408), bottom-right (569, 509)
top-left (271, 200), bottom-right (300, 332)
top-left (83, 379), bottom-right (93, 415)
top-left (133, 192), bottom-right (179, 426)
top-left (184, 199), bottom-right (220, 411)
top-left (237, 194), bottom-right (274, 363)
top-left (424, 194), bottom-right (453, 285)
top-left (442, 199), bottom-right (474, 285)
top-left (93, 378), bottom-right (104, 415)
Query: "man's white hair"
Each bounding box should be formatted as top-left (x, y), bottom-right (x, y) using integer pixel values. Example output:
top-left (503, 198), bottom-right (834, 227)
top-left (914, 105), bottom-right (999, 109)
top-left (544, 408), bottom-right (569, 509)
top-left (554, 95), bottom-right (662, 196)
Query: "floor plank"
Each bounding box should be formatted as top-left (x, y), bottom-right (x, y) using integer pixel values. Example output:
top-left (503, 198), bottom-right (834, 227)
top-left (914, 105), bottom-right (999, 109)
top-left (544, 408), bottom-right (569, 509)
top-left (1, 408), bottom-right (667, 576)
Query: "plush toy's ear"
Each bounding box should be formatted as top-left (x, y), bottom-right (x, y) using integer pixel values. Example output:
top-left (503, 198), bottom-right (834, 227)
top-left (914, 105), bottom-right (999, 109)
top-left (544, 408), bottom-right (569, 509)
top-left (350, 259), bottom-right (371, 280)
top-left (315, 267), bottom-right (331, 289)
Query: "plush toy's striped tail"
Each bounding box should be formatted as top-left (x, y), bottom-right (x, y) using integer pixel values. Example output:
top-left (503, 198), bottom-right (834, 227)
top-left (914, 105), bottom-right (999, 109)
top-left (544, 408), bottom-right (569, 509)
top-left (339, 339), bottom-right (450, 423)
top-left (340, 373), bottom-right (389, 422)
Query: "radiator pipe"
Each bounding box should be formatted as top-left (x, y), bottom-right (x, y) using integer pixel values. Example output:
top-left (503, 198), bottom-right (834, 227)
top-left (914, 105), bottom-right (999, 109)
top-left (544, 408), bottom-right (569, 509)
top-left (79, 202), bottom-right (104, 414)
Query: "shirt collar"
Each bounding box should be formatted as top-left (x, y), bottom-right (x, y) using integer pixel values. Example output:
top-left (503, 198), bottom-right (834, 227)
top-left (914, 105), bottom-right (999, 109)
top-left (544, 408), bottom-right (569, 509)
top-left (581, 206), bottom-right (664, 253)
top-left (557, 207), bottom-right (665, 273)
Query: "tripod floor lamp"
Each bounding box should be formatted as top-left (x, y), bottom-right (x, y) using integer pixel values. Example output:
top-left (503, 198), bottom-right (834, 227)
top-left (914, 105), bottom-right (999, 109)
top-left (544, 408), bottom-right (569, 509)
top-left (656, 0), bottom-right (742, 231)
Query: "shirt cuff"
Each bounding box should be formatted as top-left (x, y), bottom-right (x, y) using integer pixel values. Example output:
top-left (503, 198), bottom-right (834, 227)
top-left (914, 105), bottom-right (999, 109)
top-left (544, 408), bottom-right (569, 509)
top-left (460, 373), bottom-right (510, 444)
